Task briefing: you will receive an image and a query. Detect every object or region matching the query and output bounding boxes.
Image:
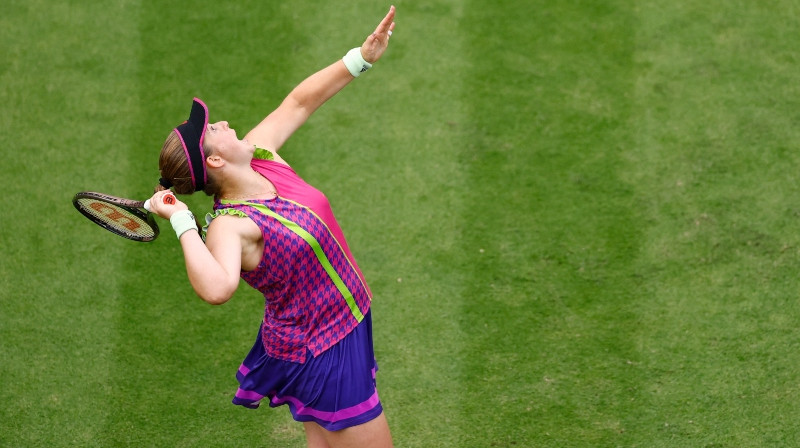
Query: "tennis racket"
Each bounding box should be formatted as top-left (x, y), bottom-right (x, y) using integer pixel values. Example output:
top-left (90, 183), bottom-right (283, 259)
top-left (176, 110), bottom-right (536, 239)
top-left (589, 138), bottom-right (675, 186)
top-left (72, 191), bottom-right (175, 242)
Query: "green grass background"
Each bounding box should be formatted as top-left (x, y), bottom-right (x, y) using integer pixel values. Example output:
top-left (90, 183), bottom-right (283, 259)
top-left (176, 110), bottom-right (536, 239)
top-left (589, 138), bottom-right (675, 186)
top-left (3, 0), bottom-right (800, 446)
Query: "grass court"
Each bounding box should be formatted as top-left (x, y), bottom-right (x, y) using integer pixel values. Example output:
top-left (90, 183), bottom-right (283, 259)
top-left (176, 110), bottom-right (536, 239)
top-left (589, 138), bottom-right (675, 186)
top-left (3, 0), bottom-right (800, 446)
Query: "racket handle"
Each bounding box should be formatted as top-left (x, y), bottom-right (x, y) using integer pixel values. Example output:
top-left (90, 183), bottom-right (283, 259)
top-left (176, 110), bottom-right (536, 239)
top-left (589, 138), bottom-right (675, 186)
top-left (143, 193), bottom-right (176, 213)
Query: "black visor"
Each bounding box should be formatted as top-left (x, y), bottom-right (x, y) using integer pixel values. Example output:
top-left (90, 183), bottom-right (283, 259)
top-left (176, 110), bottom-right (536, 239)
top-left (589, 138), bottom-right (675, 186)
top-left (174, 98), bottom-right (209, 191)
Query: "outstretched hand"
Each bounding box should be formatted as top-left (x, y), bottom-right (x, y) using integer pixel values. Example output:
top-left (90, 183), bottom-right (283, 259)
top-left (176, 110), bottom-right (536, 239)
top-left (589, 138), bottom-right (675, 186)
top-left (361, 5), bottom-right (396, 63)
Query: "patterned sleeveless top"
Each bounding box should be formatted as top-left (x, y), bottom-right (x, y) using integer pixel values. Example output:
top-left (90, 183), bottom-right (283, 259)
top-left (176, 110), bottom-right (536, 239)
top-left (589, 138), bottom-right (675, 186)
top-left (205, 152), bottom-right (371, 363)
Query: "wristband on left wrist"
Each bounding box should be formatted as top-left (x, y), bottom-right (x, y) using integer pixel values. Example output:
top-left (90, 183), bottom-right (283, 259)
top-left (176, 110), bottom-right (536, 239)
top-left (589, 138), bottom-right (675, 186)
top-left (342, 47), bottom-right (372, 77)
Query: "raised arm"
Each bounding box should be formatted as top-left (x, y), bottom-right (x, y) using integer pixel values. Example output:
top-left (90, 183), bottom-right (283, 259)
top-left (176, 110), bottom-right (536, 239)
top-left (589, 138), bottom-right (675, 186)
top-left (245, 5), bottom-right (396, 152)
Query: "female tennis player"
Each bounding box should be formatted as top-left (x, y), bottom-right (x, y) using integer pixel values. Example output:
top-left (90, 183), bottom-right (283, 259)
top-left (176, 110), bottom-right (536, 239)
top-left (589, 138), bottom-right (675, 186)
top-left (147, 6), bottom-right (395, 447)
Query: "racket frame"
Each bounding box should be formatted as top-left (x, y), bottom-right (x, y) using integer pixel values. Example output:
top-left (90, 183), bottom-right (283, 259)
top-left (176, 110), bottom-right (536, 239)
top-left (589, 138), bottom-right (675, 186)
top-left (72, 191), bottom-right (160, 242)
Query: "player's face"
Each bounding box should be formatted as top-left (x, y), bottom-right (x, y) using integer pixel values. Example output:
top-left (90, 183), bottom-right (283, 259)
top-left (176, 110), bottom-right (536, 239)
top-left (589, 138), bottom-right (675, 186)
top-left (204, 121), bottom-right (252, 162)
top-left (206, 121), bottom-right (235, 144)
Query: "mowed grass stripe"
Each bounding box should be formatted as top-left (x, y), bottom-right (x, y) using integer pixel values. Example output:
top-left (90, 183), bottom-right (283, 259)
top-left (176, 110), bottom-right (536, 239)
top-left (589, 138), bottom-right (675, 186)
top-left (361, 2), bottom-right (473, 446)
top-left (625, 2), bottom-right (800, 445)
top-left (0, 1), bottom-right (141, 446)
top-left (456, 1), bottom-right (643, 445)
top-left (283, 2), bottom-right (477, 446)
top-left (99, 2), bottom-right (309, 446)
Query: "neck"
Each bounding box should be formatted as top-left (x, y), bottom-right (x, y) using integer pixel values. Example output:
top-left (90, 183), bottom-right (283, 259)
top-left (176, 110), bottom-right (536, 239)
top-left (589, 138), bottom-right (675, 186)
top-left (218, 169), bottom-right (277, 201)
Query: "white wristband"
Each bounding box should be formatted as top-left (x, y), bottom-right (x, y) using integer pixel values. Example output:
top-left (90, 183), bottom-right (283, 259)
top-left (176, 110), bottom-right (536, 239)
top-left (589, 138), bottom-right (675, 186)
top-left (342, 47), bottom-right (372, 77)
top-left (170, 209), bottom-right (197, 239)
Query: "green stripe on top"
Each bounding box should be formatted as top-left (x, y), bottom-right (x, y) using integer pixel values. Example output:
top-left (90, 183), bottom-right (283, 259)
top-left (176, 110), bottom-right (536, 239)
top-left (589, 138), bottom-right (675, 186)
top-left (224, 199), bottom-right (365, 323)
top-left (281, 196), bottom-right (373, 302)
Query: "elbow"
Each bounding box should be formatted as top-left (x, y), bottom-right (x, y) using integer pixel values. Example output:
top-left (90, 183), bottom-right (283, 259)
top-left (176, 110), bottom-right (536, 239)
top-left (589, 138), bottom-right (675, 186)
top-left (194, 281), bottom-right (237, 306)
top-left (200, 293), bottom-right (231, 306)
top-left (188, 268), bottom-right (239, 305)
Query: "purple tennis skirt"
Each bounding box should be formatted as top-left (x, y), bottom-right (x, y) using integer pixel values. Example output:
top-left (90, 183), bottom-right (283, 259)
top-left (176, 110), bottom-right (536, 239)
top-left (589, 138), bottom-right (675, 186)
top-left (232, 310), bottom-right (383, 431)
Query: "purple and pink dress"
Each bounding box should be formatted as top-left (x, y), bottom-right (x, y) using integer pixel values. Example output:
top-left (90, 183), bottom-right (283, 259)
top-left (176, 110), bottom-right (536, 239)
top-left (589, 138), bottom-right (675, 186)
top-left (204, 152), bottom-right (382, 431)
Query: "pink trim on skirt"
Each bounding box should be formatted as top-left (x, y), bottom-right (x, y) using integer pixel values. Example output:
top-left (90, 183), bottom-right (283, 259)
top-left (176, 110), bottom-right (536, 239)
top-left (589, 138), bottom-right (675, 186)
top-left (232, 311), bottom-right (383, 431)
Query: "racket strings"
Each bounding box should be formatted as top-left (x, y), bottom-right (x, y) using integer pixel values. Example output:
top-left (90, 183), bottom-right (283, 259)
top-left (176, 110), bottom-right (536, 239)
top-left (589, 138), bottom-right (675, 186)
top-left (76, 198), bottom-right (156, 238)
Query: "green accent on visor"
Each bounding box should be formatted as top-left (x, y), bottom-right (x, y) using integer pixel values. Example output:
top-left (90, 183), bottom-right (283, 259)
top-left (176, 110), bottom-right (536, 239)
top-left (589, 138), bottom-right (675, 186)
top-left (224, 199), bottom-right (364, 323)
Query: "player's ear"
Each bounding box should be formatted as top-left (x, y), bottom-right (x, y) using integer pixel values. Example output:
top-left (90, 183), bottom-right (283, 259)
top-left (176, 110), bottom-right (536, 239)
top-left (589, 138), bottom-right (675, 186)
top-left (206, 155), bottom-right (224, 168)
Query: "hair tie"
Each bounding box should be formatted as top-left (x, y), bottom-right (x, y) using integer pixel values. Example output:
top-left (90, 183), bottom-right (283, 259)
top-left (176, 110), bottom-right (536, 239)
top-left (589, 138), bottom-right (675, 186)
top-left (159, 177), bottom-right (173, 189)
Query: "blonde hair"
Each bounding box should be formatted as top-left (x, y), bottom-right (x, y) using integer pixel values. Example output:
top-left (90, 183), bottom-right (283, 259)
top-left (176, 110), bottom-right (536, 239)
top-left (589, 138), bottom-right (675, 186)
top-left (155, 131), bottom-right (220, 197)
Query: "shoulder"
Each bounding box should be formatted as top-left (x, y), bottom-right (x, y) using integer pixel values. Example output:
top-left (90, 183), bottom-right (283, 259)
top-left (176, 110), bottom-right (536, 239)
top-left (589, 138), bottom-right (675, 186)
top-left (205, 210), bottom-right (265, 271)
top-left (205, 210), bottom-right (261, 241)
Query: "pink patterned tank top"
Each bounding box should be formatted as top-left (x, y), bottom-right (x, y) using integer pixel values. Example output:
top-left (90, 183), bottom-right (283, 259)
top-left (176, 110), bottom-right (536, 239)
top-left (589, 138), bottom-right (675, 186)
top-left (207, 156), bottom-right (372, 363)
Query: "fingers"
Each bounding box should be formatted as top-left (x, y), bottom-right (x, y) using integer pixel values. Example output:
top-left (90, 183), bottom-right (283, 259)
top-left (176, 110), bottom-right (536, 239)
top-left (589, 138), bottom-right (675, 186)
top-left (364, 6), bottom-right (395, 50)
top-left (361, 6), bottom-right (396, 62)
top-left (374, 5), bottom-right (395, 36)
top-left (153, 189), bottom-right (174, 205)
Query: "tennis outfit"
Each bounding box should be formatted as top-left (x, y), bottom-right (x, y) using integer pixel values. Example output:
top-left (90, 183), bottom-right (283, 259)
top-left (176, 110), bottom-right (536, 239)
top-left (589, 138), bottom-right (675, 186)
top-left (205, 151), bottom-right (381, 430)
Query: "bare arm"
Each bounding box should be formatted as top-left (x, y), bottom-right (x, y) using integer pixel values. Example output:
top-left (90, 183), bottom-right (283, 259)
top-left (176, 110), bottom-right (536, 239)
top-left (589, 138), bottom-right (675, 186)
top-left (147, 191), bottom-right (254, 305)
top-left (178, 217), bottom-right (246, 305)
top-left (245, 5), bottom-right (396, 152)
top-left (244, 61), bottom-right (354, 152)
